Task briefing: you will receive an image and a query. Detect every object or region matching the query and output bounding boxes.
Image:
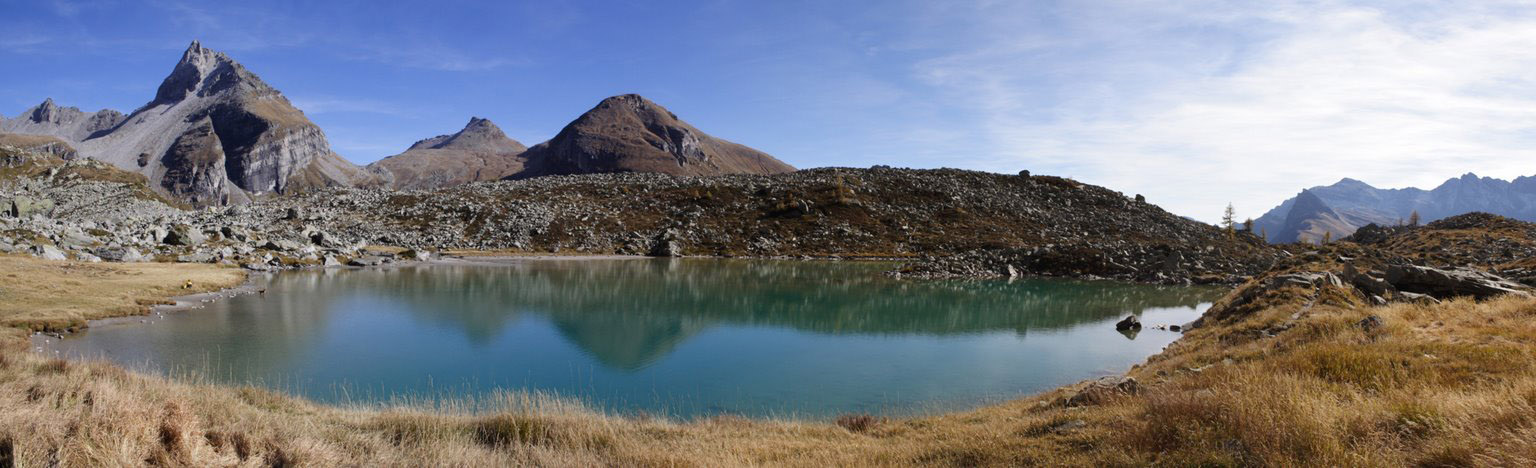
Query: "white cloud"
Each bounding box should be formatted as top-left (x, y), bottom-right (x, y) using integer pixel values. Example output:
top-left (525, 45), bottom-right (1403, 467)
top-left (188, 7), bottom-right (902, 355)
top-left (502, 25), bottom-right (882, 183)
top-left (912, 1), bottom-right (1536, 222)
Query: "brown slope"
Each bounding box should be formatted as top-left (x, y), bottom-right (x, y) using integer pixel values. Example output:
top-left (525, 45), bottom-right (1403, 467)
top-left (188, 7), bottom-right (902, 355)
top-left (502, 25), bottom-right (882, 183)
top-left (0, 133), bottom-right (77, 159)
top-left (367, 117), bottom-right (529, 189)
top-left (514, 94), bottom-right (794, 179)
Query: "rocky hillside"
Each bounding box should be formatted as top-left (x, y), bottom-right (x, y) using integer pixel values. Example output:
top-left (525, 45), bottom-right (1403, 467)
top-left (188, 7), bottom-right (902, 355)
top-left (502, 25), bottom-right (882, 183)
top-left (367, 118), bottom-right (529, 189)
top-left (1254, 173), bottom-right (1536, 243)
top-left (2, 41), bottom-right (374, 206)
top-left (1345, 212), bottom-right (1536, 287)
top-left (515, 94), bottom-right (795, 178)
top-left (0, 133), bottom-right (77, 159)
top-left (0, 149), bottom-right (1280, 283)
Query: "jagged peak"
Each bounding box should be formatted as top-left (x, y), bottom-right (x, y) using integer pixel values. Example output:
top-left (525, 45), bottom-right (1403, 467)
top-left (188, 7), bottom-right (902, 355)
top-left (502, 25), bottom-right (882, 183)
top-left (25, 97), bottom-right (81, 123)
top-left (151, 41), bottom-right (272, 106)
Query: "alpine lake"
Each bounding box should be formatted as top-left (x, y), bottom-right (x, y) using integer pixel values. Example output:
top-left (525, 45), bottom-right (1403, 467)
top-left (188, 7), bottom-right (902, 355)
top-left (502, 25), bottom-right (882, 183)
top-left (41, 258), bottom-right (1225, 420)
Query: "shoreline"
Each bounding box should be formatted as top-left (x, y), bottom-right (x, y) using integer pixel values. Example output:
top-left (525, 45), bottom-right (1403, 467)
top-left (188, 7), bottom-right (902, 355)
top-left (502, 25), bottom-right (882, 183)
top-left (25, 255), bottom-right (1212, 420)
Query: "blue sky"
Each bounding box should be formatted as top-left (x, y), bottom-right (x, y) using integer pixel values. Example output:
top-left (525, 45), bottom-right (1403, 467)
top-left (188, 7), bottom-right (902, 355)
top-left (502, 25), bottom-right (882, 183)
top-left (4, 0), bottom-right (1536, 222)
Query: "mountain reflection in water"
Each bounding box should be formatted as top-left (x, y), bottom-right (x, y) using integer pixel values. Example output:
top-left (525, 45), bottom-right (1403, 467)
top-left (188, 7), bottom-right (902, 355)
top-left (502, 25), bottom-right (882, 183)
top-left (48, 258), bottom-right (1225, 418)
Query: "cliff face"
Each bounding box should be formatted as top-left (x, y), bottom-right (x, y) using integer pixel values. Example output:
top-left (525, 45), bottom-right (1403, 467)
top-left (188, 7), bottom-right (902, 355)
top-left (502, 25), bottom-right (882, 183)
top-left (2, 41), bottom-right (374, 205)
top-left (515, 94), bottom-right (794, 179)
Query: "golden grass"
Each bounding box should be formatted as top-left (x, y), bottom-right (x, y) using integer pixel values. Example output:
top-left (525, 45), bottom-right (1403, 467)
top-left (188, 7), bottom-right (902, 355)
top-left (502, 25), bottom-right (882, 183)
top-left (0, 255), bottom-right (246, 332)
top-left (2, 254), bottom-right (1535, 466)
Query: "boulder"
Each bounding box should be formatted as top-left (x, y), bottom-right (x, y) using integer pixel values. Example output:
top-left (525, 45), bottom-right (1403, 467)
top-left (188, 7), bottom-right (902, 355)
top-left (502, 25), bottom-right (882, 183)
top-left (8, 196), bottom-right (54, 218)
top-left (1066, 376), bottom-right (1139, 407)
top-left (1115, 315), bottom-right (1142, 331)
top-left (163, 224), bottom-right (206, 246)
top-left (261, 239), bottom-right (305, 252)
top-left (220, 226), bottom-right (249, 242)
top-left (1358, 315), bottom-right (1384, 332)
top-left (348, 255), bottom-right (387, 267)
top-left (31, 244), bottom-right (66, 261)
top-left (93, 246), bottom-right (148, 263)
top-left (176, 252), bottom-right (215, 263)
top-left (1384, 264), bottom-right (1530, 299)
top-left (399, 249), bottom-right (432, 261)
top-left (650, 239), bottom-right (682, 257)
top-left (56, 227), bottom-right (97, 249)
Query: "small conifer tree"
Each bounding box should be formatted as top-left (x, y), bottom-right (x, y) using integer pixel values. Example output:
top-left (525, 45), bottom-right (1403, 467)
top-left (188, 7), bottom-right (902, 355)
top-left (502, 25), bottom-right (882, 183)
top-left (1222, 204), bottom-right (1236, 238)
top-left (1409, 210), bottom-right (1421, 226)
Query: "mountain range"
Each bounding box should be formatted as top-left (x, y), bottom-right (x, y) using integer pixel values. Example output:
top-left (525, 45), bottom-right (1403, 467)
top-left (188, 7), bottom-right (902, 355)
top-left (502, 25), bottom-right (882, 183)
top-left (0, 42), bottom-right (794, 204)
top-left (1253, 174), bottom-right (1536, 243)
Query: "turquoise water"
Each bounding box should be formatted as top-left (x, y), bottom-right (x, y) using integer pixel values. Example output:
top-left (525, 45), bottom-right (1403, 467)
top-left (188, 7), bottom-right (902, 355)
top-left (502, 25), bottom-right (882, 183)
top-left (45, 258), bottom-right (1223, 419)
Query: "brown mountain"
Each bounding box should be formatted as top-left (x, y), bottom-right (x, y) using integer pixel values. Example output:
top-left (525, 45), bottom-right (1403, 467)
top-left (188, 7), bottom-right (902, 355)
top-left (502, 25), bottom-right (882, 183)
top-left (367, 117), bottom-right (529, 189)
top-left (1, 41), bottom-right (374, 205)
top-left (514, 94), bottom-right (794, 179)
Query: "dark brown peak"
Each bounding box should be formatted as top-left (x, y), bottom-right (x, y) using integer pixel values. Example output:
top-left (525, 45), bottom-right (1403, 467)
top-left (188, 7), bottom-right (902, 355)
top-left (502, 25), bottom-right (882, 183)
top-left (592, 94), bottom-right (679, 120)
top-left (407, 134), bottom-right (453, 151)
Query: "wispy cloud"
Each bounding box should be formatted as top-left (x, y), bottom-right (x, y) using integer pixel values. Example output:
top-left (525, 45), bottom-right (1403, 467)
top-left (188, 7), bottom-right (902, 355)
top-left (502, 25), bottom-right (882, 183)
top-left (910, 1), bottom-right (1536, 222)
top-left (289, 96), bottom-right (409, 117)
top-left (0, 33), bottom-right (50, 52)
top-left (347, 43), bottom-right (529, 72)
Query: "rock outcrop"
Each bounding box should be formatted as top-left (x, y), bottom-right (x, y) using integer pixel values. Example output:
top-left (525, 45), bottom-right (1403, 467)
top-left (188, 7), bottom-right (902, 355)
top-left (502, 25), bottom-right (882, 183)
top-left (0, 133), bottom-right (77, 159)
top-left (515, 94), bottom-right (794, 179)
top-left (2, 41), bottom-right (374, 206)
top-left (366, 117), bottom-right (529, 189)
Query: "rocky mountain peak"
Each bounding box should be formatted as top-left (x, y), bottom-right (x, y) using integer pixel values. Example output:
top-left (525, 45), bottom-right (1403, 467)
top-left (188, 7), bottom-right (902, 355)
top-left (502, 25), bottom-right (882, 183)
top-left (151, 41), bottom-right (273, 106)
top-left (407, 117), bottom-right (524, 153)
top-left (515, 94), bottom-right (794, 178)
top-left (1333, 177), bottom-right (1372, 188)
top-left (25, 98), bottom-right (75, 124)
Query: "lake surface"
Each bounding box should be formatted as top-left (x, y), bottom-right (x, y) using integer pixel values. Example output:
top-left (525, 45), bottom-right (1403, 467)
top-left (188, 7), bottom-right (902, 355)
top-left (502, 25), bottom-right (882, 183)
top-left (44, 258), bottom-right (1224, 419)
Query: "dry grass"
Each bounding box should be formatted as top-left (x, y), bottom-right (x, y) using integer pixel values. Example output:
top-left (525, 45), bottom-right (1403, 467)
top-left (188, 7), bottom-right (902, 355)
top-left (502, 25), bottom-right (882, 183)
top-left (2, 254), bottom-right (1535, 466)
top-left (0, 255), bottom-right (246, 332)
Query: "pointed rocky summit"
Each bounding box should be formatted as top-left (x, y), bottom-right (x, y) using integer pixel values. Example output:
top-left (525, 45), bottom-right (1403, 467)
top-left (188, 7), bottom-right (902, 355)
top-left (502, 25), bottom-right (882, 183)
top-left (1, 41), bottom-right (374, 205)
top-left (367, 117), bottom-right (530, 189)
top-left (515, 94), bottom-right (794, 178)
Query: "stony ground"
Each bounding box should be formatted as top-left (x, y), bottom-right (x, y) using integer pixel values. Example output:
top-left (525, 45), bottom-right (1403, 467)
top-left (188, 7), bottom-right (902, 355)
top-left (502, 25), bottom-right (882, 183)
top-left (3, 209), bottom-right (1536, 466)
top-left (1, 145), bottom-right (1280, 284)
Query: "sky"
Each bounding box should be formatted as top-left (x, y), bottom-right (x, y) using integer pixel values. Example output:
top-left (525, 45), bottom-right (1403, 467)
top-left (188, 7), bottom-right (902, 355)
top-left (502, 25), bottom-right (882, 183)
top-left (3, 0), bottom-right (1536, 223)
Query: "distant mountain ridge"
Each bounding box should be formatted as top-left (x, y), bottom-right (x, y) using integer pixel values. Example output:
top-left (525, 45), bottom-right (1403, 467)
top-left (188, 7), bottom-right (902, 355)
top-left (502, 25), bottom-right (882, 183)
top-left (1254, 173), bottom-right (1536, 243)
top-left (1, 41), bottom-right (373, 205)
top-left (2, 43), bottom-right (795, 197)
top-left (367, 117), bottom-right (530, 189)
top-left (372, 94), bottom-right (795, 189)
